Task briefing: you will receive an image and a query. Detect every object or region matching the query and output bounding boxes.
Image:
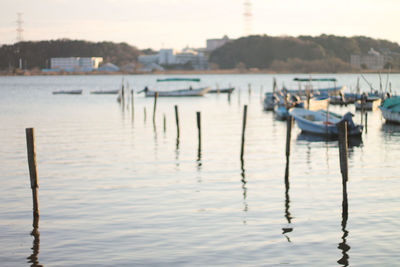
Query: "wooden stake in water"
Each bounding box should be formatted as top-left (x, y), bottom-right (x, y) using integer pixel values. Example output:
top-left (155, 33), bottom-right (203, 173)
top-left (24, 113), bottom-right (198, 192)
top-left (175, 105), bottom-right (180, 138)
top-left (153, 92), bottom-right (158, 123)
top-left (285, 116), bottom-right (293, 160)
top-left (365, 112), bottom-right (368, 133)
top-left (240, 105), bottom-right (248, 160)
top-left (196, 111), bottom-right (201, 149)
top-left (337, 120), bottom-right (348, 182)
top-left (25, 128), bottom-right (39, 219)
top-left (144, 107), bottom-right (147, 122)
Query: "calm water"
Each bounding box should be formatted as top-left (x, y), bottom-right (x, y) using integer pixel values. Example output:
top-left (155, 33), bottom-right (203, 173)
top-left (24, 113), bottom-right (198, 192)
top-left (0, 74), bottom-right (399, 266)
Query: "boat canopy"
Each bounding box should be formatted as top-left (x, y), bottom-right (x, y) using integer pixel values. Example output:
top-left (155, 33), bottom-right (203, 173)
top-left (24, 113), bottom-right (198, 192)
top-left (157, 78), bottom-right (200, 82)
top-left (293, 78), bottom-right (337, 82)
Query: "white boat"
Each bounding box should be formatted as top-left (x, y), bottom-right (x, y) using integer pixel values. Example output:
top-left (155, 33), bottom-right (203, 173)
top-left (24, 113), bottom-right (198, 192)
top-left (90, 89), bottom-right (119, 95)
top-left (301, 96), bottom-right (330, 110)
top-left (355, 96), bottom-right (382, 111)
top-left (208, 87), bottom-right (235, 94)
top-left (139, 87), bottom-right (210, 97)
top-left (139, 77), bottom-right (210, 97)
top-left (52, 90), bottom-right (82, 95)
top-left (290, 108), bottom-right (363, 137)
top-left (379, 97), bottom-right (400, 124)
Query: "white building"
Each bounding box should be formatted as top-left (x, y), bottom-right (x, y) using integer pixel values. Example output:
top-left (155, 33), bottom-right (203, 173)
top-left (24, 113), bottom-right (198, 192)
top-left (159, 49), bottom-right (176, 65)
top-left (206, 35), bottom-right (230, 52)
top-left (138, 48), bottom-right (208, 71)
top-left (350, 48), bottom-right (385, 70)
top-left (50, 57), bottom-right (103, 71)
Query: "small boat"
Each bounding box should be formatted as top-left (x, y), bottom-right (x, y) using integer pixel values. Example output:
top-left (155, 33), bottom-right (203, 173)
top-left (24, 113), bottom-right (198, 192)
top-left (379, 96), bottom-right (400, 124)
top-left (355, 96), bottom-right (382, 111)
top-left (290, 108), bottom-right (363, 137)
top-left (90, 89), bottom-right (119, 95)
top-left (300, 95), bottom-right (330, 110)
top-left (208, 87), bottom-right (235, 94)
top-left (138, 87), bottom-right (210, 97)
top-left (52, 90), bottom-right (82, 95)
top-left (139, 77), bottom-right (210, 97)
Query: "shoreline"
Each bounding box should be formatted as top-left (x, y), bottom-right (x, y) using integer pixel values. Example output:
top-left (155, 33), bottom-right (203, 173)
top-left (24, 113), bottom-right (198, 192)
top-left (0, 68), bottom-right (398, 76)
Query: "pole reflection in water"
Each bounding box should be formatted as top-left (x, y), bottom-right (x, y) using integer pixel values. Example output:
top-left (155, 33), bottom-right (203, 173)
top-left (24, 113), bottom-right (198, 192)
top-left (240, 159), bottom-right (248, 222)
top-left (27, 215), bottom-right (42, 267)
top-left (282, 158), bottom-right (293, 242)
top-left (337, 179), bottom-right (350, 266)
top-left (175, 137), bottom-right (180, 169)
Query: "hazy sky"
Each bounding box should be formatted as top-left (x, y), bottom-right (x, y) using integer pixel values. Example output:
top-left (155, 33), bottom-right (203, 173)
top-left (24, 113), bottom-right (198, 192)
top-left (1, 0), bottom-right (399, 50)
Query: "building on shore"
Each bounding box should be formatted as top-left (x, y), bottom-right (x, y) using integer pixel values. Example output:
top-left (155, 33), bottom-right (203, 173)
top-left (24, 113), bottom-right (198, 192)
top-left (350, 48), bottom-right (384, 70)
top-left (49, 57), bottom-right (103, 72)
top-left (138, 48), bottom-right (208, 71)
top-left (206, 35), bottom-right (230, 52)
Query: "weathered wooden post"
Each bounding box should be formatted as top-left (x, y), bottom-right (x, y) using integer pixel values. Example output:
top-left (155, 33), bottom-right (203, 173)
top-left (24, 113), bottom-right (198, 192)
top-left (153, 92), bottom-right (158, 123)
top-left (285, 116), bottom-right (294, 160)
top-left (248, 83), bottom-right (252, 96)
top-left (144, 107), bottom-right (147, 122)
top-left (175, 105), bottom-right (180, 138)
top-left (240, 105), bottom-right (248, 160)
top-left (365, 112), bottom-right (368, 133)
top-left (26, 128), bottom-right (39, 220)
top-left (196, 111), bottom-right (201, 149)
top-left (337, 120), bottom-right (348, 182)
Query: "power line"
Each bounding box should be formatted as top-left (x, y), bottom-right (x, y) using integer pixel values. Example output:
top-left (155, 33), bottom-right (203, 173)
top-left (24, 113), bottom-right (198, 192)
top-left (16, 12), bottom-right (24, 42)
top-left (243, 0), bottom-right (252, 36)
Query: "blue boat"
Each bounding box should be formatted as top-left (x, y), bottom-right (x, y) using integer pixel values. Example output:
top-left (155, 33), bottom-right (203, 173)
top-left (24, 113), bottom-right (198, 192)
top-left (379, 96), bottom-right (400, 124)
top-left (290, 108), bottom-right (363, 137)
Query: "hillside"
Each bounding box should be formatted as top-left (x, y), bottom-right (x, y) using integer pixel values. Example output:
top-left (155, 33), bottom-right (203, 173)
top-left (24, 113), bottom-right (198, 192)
top-left (0, 39), bottom-right (142, 70)
top-left (210, 34), bottom-right (400, 72)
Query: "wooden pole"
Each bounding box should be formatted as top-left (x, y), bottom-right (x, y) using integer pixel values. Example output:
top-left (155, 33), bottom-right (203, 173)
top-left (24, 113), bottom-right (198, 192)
top-left (153, 92), bottom-right (158, 123)
top-left (248, 83), bottom-right (252, 96)
top-left (26, 128), bottom-right (39, 219)
top-left (196, 111), bottom-right (201, 149)
top-left (228, 91), bottom-right (232, 104)
top-left (240, 105), bottom-right (248, 160)
top-left (337, 121), bottom-right (348, 182)
top-left (144, 107), bottom-right (147, 122)
top-left (175, 105), bottom-right (180, 138)
top-left (285, 116), bottom-right (293, 160)
top-left (365, 112), bottom-right (368, 133)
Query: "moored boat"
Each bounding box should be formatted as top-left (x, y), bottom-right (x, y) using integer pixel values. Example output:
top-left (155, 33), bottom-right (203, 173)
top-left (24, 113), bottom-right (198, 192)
top-left (379, 96), bottom-right (400, 124)
top-left (355, 96), bottom-right (382, 111)
top-left (208, 87), bottom-right (235, 94)
top-left (290, 108), bottom-right (363, 137)
top-left (52, 90), bottom-right (82, 95)
top-left (90, 89), bottom-right (119, 95)
top-left (139, 86), bottom-right (210, 97)
top-left (139, 77), bottom-right (210, 97)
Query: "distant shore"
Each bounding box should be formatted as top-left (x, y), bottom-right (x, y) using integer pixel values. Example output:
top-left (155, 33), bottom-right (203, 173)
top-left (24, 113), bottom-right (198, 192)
top-left (0, 68), bottom-right (398, 76)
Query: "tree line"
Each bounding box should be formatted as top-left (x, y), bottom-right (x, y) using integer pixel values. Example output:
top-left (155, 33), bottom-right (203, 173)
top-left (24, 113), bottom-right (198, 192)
top-left (0, 39), bottom-right (142, 70)
top-left (209, 34), bottom-right (400, 72)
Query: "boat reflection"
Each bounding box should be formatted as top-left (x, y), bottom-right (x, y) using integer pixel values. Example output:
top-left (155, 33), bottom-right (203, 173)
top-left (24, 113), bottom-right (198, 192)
top-left (296, 132), bottom-right (363, 148)
top-left (381, 122), bottom-right (400, 135)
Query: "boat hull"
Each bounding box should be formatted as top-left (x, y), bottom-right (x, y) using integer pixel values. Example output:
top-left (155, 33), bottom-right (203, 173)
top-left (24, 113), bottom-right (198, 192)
top-left (379, 106), bottom-right (400, 124)
top-left (208, 87), bottom-right (235, 94)
top-left (144, 87), bottom-right (210, 97)
top-left (290, 108), bottom-right (363, 137)
top-left (52, 90), bottom-right (82, 95)
top-left (355, 97), bottom-right (382, 111)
